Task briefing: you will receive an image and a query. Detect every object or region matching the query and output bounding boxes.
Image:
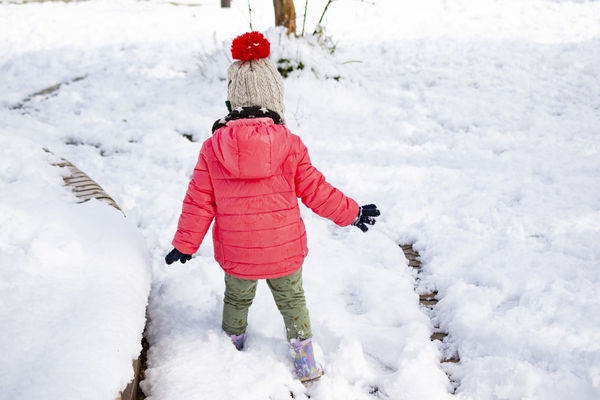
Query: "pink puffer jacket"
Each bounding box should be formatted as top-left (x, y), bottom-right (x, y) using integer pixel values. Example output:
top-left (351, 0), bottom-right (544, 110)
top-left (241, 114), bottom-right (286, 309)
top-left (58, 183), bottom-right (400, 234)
top-left (172, 117), bottom-right (359, 279)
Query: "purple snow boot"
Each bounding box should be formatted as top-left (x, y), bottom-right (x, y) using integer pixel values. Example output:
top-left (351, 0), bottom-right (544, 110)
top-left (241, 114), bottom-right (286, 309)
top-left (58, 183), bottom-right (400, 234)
top-left (229, 333), bottom-right (245, 351)
top-left (290, 338), bottom-right (323, 382)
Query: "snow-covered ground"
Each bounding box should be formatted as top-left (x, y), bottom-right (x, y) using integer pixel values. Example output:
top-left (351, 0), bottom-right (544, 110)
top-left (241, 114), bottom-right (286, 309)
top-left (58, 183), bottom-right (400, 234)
top-left (0, 141), bottom-right (151, 398)
top-left (1, 0), bottom-right (600, 399)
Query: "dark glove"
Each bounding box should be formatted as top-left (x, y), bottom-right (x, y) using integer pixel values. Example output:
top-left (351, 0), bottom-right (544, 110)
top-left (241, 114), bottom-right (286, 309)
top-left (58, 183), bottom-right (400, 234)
top-left (165, 248), bottom-right (192, 265)
top-left (351, 204), bottom-right (381, 232)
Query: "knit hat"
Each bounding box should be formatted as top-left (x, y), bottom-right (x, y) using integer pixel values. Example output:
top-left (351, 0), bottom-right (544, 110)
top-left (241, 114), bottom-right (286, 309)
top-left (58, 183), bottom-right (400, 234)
top-left (227, 32), bottom-right (286, 124)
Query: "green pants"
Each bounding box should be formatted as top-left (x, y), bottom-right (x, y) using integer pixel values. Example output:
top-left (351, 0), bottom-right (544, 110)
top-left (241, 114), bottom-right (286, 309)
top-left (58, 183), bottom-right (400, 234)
top-left (222, 267), bottom-right (312, 341)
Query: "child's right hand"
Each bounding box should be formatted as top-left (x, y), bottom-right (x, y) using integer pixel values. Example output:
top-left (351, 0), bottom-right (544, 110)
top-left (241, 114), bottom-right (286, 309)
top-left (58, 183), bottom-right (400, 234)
top-left (165, 248), bottom-right (193, 265)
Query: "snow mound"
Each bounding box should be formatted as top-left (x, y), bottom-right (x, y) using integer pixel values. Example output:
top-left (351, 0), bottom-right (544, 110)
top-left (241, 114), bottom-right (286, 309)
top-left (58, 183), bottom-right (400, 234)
top-left (0, 133), bottom-right (151, 400)
top-left (197, 27), bottom-right (360, 83)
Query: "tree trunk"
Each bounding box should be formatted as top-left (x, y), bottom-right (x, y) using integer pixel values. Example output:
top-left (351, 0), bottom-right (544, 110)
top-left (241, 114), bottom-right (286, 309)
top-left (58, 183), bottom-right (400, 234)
top-left (221, 0), bottom-right (230, 8)
top-left (273, 0), bottom-right (296, 36)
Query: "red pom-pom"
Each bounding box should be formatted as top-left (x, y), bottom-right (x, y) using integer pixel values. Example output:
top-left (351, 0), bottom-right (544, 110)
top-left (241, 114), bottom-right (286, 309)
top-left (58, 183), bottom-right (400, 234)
top-left (231, 31), bottom-right (271, 61)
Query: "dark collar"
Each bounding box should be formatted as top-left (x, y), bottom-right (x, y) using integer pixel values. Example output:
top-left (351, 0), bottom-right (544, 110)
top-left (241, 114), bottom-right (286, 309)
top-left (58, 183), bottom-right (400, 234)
top-left (212, 106), bottom-right (282, 133)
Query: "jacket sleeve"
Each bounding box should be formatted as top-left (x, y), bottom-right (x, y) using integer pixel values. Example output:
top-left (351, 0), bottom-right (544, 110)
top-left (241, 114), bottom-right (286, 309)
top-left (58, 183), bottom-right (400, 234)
top-left (294, 138), bottom-right (359, 227)
top-left (172, 142), bottom-right (216, 254)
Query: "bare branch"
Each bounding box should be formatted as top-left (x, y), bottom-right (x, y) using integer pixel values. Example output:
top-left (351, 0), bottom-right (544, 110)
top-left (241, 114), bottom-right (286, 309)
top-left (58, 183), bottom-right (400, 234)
top-left (316, 0), bottom-right (334, 27)
top-left (301, 0), bottom-right (308, 36)
top-left (248, 0), bottom-right (253, 30)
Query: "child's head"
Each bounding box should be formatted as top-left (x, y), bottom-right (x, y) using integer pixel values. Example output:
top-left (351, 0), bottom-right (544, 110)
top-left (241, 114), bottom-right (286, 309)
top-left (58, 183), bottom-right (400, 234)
top-left (227, 32), bottom-right (285, 123)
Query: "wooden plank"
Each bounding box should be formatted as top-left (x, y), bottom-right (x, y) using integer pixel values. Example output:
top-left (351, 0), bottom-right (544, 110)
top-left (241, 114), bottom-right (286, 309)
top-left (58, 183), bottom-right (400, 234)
top-left (66, 171), bottom-right (88, 177)
top-left (430, 332), bottom-right (448, 341)
top-left (71, 187), bottom-right (104, 195)
top-left (119, 357), bottom-right (141, 400)
top-left (70, 183), bottom-right (103, 191)
top-left (399, 241), bottom-right (461, 385)
top-left (73, 189), bottom-right (104, 197)
top-left (419, 292), bottom-right (438, 300)
top-left (12, 76), bottom-right (86, 110)
top-left (441, 357), bottom-right (460, 364)
top-left (64, 176), bottom-right (95, 183)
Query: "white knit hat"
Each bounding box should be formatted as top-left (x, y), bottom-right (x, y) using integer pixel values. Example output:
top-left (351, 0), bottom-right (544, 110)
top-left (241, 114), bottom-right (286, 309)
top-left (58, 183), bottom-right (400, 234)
top-left (227, 32), bottom-right (286, 124)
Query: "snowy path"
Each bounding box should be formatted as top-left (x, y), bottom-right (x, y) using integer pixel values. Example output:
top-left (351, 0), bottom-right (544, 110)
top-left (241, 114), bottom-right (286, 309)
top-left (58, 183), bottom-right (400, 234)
top-left (2, 1), bottom-right (600, 399)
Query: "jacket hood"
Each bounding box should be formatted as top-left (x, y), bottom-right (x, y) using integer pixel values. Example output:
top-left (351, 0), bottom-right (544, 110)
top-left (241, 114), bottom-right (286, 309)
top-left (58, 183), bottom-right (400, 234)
top-left (211, 118), bottom-right (293, 179)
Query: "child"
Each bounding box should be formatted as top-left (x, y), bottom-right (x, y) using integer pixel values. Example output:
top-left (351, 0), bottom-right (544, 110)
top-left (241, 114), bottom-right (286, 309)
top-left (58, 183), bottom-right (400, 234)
top-left (165, 31), bottom-right (380, 383)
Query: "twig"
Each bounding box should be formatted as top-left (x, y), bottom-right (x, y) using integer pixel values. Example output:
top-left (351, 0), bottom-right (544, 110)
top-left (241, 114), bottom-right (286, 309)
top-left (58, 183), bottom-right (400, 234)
top-left (316, 0), bottom-right (334, 28)
top-left (301, 0), bottom-right (309, 36)
top-left (248, 0), bottom-right (253, 30)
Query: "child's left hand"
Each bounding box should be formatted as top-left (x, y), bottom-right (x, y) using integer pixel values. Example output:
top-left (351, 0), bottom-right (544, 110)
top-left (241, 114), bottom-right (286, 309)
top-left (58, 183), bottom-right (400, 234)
top-left (351, 204), bottom-right (381, 232)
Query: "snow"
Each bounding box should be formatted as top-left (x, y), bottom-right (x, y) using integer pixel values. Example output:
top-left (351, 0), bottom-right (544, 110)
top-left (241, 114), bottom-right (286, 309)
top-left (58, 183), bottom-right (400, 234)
top-left (0, 135), bottom-right (151, 398)
top-left (1, 0), bottom-right (600, 399)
